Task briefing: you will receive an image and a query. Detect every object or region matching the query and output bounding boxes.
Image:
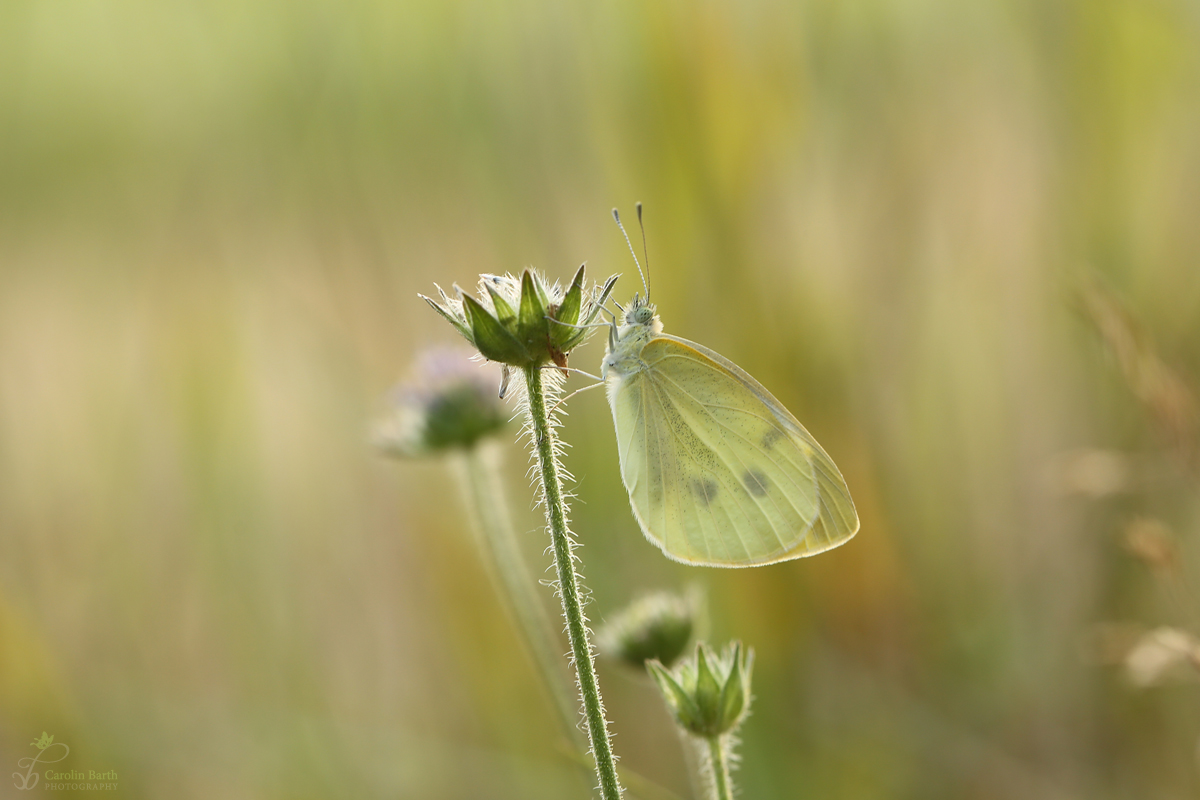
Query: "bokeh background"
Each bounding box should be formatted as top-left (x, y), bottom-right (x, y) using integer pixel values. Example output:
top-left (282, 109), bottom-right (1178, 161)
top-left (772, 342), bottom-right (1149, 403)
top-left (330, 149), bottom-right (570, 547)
top-left (3, 0), bottom-right (1200, 797)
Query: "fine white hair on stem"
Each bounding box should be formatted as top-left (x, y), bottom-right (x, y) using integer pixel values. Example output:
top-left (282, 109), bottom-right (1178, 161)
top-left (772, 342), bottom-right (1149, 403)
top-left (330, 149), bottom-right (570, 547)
top-left (516, 360), bottom-right (623, 797)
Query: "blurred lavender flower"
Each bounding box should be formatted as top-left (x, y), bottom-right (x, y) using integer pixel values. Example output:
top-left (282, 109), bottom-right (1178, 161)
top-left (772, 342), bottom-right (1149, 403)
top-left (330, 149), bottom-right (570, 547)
top-left (372, 347), bottom-right (509, 457)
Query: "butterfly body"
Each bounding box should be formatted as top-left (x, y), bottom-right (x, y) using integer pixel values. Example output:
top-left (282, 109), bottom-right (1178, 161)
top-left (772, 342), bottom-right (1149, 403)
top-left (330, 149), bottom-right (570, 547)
top-left (602, 296), bottom-right (859, 567)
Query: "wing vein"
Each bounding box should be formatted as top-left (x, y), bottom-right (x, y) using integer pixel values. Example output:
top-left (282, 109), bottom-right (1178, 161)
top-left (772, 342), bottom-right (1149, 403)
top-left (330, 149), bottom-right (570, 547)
top-left (654, 369), bottom-right (819, 520)
top-left (648, 379), bottom-right (764, 561)
top-left (653, 375), bottom-right (803, 555)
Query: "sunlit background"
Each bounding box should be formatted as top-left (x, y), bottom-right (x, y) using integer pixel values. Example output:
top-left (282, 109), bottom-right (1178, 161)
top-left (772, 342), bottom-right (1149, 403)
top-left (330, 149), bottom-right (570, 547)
top-left (3, 0), bottom-right (1200, 797)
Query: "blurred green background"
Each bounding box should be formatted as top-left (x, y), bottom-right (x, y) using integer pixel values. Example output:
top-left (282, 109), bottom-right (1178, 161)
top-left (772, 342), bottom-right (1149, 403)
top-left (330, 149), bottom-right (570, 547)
top-left (3, 0), bottom-right (1200, 797)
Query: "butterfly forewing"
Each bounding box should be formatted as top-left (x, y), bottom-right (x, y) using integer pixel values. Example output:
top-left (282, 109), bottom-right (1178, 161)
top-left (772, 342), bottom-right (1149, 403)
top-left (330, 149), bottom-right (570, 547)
top-left (609, 334), bottom-right (858, 567)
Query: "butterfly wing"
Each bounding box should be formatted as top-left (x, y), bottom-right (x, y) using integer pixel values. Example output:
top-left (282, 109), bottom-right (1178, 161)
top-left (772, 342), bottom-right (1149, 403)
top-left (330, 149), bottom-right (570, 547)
top-left (607, 334), bottom-right (858, 567)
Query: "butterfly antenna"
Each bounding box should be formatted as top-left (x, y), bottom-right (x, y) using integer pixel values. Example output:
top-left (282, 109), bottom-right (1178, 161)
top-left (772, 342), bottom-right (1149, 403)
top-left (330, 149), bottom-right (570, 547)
top-left (635, 202), bottom-right (650, 302)
top-left (612, 208), bottom-right (649, 302)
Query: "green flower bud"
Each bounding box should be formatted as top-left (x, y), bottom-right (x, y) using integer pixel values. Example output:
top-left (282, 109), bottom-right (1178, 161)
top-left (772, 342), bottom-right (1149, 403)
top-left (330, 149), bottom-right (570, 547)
top-left (372, 347), bottom-right (509, 457)
top-left (597, 589), bottom-right (701, 670)
top-left (420, 266), bottom-right (619, 369)
top-left (647, 641), bottom-right (754, 739)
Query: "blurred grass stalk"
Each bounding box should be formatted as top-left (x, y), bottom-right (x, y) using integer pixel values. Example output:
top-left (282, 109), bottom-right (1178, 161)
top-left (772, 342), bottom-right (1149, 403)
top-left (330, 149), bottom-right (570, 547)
top-left (459, 451), bottom-right (692, 798)
top-left (449, 435), bottom-right (689, 800)
top-left (372, 346), bottom-right (594, 784)
top-left (453, 444), bottom-right (586, 755)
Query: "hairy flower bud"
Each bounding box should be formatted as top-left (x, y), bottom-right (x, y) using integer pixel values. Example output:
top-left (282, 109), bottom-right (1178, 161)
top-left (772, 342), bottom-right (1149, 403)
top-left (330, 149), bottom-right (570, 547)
top-left (597, 589), bottom-right (701, 670)
top-left (647, 641), bottom-right (754, 739)
top-left (421, 265), bottom-right (618, 369)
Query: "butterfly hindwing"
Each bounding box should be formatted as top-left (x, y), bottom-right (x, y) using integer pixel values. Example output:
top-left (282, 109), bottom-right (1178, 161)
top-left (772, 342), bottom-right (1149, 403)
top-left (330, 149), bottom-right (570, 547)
top-left (608, 334), bottom-right (859, 567)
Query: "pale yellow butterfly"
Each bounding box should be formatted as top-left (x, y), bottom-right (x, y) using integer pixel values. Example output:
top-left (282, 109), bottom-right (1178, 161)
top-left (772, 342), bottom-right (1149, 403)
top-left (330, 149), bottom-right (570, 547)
top-left (601, 206), bottom-right (859, 567)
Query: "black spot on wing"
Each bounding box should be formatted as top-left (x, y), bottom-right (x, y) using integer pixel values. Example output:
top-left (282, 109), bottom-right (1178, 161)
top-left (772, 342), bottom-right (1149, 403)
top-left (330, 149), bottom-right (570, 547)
top-left (691, 478), bottom-right (719, 507)
top-left (761, 428), bottom-right (785, 449)
top-left (743, 469), bottom-right (769, 496)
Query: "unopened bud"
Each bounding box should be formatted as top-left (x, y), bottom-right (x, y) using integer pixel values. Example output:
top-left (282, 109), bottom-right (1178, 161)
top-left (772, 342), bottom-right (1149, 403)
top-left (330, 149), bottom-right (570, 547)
top-left (647, 641), bottom-right (754, 739)
top-left (420, 266), bottom-right (618, 370)
top-left (597, 590), bottom-right (700, 670)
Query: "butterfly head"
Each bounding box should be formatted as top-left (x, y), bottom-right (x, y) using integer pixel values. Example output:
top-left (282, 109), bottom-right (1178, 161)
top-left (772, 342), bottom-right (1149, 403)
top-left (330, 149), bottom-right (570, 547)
top-left (625, 293), bottom-right (658, 328)
top-left (603, 292), bottom-right (662, 377)
top-left (604, 206), bottom-right (662, 375)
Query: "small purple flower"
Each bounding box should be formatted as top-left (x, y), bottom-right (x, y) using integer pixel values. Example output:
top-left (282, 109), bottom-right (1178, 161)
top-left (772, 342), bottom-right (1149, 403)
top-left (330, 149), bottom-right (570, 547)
top-left (373, 347), bottom-right (509, 457)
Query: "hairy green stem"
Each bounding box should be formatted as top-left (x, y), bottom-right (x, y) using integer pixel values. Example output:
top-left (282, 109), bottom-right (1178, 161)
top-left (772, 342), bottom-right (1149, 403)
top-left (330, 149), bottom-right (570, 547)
top-left (706, 737), bottom-right (733, 800)
top-left (458, 445), bottom-right (586, 754)
top-left (523, 366), bottom-right (623, 800)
